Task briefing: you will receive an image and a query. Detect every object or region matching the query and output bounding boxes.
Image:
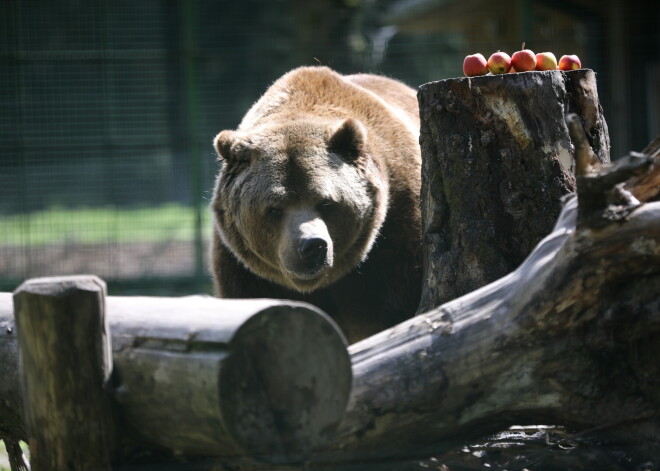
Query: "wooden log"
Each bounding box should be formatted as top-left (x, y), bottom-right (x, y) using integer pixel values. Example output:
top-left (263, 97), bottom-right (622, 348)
top-left (108, 295), bottom-right (351, 463)
top-left (0, 284), bottom-right (352, 465)
top-left (315, 150), bottom-right (660, 468)
top-left (13, 275), bottom-right (115, 471)
top-left (417, 69), bottom-right (611, 311)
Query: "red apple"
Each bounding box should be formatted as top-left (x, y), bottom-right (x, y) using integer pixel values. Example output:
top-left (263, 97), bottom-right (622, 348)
top-left (535, 52), bottom-right (558, 71)
top-left (511, 49), bottom-right (536, 72)
top-left (463, 53), bottom-right (488, 77)
top-left (558, 54), bottom-right (581, 71)
top-left (487, 51), bottom-right (512, 74)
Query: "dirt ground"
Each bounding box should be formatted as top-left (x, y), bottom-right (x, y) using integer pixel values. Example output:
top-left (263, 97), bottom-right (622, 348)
top-left (0, 239), bottom-right (210, 283)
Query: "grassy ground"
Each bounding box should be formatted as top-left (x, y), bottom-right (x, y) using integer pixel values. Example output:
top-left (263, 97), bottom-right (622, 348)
top-left (0, 204), bottom-right (216, 292)
top-left (0, 203), bottom-right (212, 246)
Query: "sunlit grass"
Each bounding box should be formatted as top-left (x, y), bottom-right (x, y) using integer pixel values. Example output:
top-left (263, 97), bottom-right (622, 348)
top-left (0, 203), bottom-right (213, 246)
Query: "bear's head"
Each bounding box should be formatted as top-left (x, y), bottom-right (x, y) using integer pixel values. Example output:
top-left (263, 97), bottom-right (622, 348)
top-left (212, 118), bottom-right (389, 293)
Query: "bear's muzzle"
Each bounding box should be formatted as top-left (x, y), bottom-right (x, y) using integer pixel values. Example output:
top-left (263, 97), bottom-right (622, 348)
top-left (298, 237), bottom-right (328, 269)
top-left (280, 210), bottom-right (334, 288)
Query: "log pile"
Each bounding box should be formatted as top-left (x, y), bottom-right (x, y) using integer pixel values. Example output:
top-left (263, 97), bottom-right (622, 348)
top-left (1, 284), bottom-right (351, 469)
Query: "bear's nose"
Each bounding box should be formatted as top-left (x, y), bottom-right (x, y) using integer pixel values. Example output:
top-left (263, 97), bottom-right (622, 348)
top-left (298, 237), bottom-right (328, 267)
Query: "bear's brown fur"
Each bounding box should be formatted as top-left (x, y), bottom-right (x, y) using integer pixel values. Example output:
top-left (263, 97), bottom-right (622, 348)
top-left (211, 66), bottom-right (421, 342)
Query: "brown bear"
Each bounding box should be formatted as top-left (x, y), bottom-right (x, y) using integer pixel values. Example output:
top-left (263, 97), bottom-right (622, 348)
top-left (211, 66), bottom-right (421, 343)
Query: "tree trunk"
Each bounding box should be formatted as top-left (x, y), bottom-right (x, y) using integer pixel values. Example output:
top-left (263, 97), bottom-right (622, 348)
top-left (417, 69), bottom-right (610, 311)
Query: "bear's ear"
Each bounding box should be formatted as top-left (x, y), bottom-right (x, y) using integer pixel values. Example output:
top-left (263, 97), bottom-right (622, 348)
top-left (214, 130), bottom-right (236, 163)
top-left (328, 118), bottom-right (366, 163)
top-left (214, 130), bottom-right (254, 164)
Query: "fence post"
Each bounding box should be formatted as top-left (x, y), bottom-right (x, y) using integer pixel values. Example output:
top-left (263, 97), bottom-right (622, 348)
top-left (13, 275), bottom-right (114, 471)
top-left (181, 0), bottom-right (206, 290)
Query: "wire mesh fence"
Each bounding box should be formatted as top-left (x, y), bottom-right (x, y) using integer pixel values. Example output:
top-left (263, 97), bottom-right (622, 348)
top-left (1, 1), bottom-right (220, 293)
top-left (1, 0), bottom-right (656, 295)
top-left (0, 0), bottom-right (441, 294)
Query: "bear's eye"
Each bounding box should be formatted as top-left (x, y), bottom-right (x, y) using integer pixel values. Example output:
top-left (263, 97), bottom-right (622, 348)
top-left (266, 206), bottom-right (284, 219)
top-left (317, 199), bottom-right (337, 214)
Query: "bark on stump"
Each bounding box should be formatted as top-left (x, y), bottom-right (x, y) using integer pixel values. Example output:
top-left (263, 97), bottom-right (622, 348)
top-left (417, 69), bottom-right (610, 310)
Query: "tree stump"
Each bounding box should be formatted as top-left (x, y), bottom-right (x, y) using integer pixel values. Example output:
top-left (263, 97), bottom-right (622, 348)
top-left (417, 69), bottom-right (610, 310)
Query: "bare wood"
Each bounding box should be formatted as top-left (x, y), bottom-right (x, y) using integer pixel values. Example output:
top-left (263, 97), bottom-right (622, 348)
top-left (109, 296), bottom-right (351, 463)
top-left (577, 151), bottom-right (657, 228)
top-left (1, 290), bottom-right (352, 465)
top-left (642, 135), bottom-right (660, 157)
top-left (13, 275), bottom-right (114, 471)
top-left (417, 69), bottom-right (610, 310)
top-left (566, 112), bottom-right (601, 176)
top-left (626, 135), bottom-right (660, 202)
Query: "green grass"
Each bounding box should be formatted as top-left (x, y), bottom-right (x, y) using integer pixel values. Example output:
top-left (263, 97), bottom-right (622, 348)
top-left (0, 203), bottom-right (213, 246)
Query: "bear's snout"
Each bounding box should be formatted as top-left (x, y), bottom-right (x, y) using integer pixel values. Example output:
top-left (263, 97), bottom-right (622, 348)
top-left (298, 237), bottom-right (328, 268)
top-left (288, 232), bottom-right (332, 281)
top-left (278, 210), bottom-right (335, 288)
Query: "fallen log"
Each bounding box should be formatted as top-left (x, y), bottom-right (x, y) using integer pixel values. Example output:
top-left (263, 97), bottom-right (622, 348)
top-left (1, 281), bottom-right (351, 468)
top-left (316, 144), bottom-right (660, 469)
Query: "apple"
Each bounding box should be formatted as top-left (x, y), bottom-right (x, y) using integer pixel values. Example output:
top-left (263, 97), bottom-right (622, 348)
top-left (487, 51), bottom-right (512, 74)
top-left (558, 54), bottom-right (581, 71)
top-left (463, 53), bottom-right (488, 77)
top-left (535, 52), bottom-right (558, 71)
top-left (511, 49), bottom-right (536, 72)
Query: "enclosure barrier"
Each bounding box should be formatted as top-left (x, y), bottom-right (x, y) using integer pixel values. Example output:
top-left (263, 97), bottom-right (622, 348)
top-left (0, 278), bottom-right (352, 470)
